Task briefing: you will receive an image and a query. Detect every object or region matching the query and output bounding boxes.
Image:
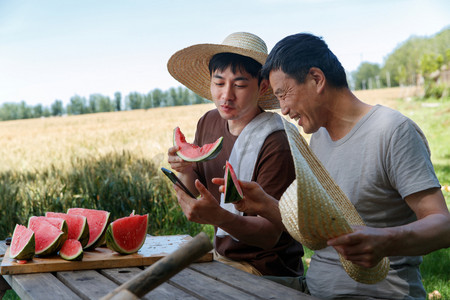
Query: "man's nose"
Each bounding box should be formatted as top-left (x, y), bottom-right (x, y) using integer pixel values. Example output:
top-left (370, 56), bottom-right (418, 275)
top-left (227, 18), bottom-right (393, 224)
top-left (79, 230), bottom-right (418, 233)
top-left (221, 84), bottom-right (235, 101)
top-left (280, 102), bottom-right (289, 115)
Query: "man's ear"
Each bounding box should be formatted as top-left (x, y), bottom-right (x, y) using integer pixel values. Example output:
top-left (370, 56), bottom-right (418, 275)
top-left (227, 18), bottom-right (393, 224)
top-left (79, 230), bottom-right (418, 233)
top-left (259, 79), bottom-right (270, 95)
top-left (309, 67), bottom-right (326, 94)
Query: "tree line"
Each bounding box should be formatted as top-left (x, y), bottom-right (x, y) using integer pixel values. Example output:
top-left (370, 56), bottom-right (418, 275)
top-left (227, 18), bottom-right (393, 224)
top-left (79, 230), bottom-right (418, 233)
top-left (351, 26), bottom-right (450, 98)
top-left (0, 87), bottom-right (208, 121)
top-left (2, 27), bottom-right (448, 121)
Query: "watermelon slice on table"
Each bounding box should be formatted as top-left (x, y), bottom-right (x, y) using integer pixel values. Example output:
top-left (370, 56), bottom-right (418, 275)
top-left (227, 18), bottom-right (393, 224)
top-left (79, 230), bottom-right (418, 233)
top-left (28, 216), bottom-right (68, 243)
top-left (46, 212), bottom-right (90, 248)
top-left (67, 208), bottom-right (110, 250)
top-left (106, 213), bottom-right (148, 254)
top-left (174, 127), bottom-right (223, 162)
top-left (59, 239), bottom-right (83, 261)
top-left (224, 161), bottom-right (244, 203)
top-left (28, 217), bottom-right (65, 256)
top-left (9, 224), bottom-right (35, 260)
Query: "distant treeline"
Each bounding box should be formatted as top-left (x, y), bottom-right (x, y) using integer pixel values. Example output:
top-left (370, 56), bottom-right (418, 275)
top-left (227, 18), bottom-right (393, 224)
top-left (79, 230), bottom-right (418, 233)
top-left (351, 26), bottom-right (450, 96)
top-left (0, 87), bottom-right (209, 121)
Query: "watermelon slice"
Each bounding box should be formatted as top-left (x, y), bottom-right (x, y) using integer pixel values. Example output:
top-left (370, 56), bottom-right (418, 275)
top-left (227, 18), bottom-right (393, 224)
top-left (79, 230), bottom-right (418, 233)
top-left (59, 239), bottom-right (84, 261)
top-left (106, 213), bottom-right (148, 254)
top-left (28, 216), bottom-right (68, 244)
top-left (174, 127), bottom-right (223, 162)
top-left (224, 161), bottom-right (244, 203)
top-left (46, 212), bottom-right (90, 248)
top-left (9, 224), bottom-right (35, 260)
top-left (28, 217), bottom-right (65, 256)
top-left (67, 208), bottom-right (110, 250)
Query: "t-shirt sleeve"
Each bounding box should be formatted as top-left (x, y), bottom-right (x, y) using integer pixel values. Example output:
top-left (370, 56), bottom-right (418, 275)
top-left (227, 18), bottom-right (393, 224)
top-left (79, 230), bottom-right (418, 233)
top-left (386, 119), bottom-right (440, 198)
top-left (253, 130), bottom-right (296, 200)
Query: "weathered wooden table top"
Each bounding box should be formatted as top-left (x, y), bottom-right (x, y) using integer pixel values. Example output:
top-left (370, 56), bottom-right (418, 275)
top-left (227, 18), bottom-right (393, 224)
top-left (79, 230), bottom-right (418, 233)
top-left (1, 240), bottom-right (317, 300)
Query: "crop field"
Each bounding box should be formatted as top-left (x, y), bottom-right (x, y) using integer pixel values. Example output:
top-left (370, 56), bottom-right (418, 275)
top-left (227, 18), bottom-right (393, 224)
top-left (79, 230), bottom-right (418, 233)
top-left (1, 86), bottom-right (449, 299)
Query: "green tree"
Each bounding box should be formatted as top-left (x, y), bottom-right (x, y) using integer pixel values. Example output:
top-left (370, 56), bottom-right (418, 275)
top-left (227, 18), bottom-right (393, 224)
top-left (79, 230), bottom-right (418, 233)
top-left (51, 100), bottom-right (64, 116)
top-left (353, 62), bottom-right (382, 90)
top-left (67, 95), bottom-right (87, 115)
top-left (114, 92), bottom-right (122, 111)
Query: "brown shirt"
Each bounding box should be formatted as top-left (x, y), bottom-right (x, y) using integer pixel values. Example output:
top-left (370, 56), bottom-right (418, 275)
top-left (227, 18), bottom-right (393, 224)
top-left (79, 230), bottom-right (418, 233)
top-left (192, 109), bottom-right (303, 276)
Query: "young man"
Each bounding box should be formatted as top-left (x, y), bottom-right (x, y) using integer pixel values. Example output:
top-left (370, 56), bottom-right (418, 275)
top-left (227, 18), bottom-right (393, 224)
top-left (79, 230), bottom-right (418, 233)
top-left (231, 33), bottom-right (450, 299)
top-left (166, 32), bottom-right (303, 278)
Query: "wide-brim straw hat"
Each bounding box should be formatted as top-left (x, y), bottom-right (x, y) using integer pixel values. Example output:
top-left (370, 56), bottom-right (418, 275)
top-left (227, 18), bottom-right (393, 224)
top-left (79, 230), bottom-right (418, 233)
top-left (167, 32), bottom-right (280, 110)
top-left (279, 118), bottom-right (390, 284)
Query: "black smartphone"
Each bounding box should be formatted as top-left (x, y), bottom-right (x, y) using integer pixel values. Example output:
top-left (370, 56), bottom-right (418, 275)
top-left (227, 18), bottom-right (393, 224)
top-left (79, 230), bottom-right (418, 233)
top-left (161, 167), bottom-right (197, 198)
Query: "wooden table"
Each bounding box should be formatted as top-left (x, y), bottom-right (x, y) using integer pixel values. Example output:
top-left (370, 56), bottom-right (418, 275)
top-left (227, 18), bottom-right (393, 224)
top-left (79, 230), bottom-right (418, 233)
top-left (0, 240), bottom-right (317, 300)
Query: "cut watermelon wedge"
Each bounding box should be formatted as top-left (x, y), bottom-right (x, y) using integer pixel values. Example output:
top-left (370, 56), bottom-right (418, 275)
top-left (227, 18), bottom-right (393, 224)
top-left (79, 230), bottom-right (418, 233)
top-left (224, 161), bottom-right (244, 203)
top-left (59, 239), bottom-right (83, 261)
top-left (28, 217), bottom-right (65, 256)
top-left (10, 224), bottom-right (35, 260)
top-left (106, 213), bottom-right (148, 254)
top-left (46, 212), bottom-right (90, 248)
top-left (28, 216), bottom-right (68, 243)
top-left (67, 208), bottom-right (110, 250)
top-left (174, 127), bottom-right (223, 162)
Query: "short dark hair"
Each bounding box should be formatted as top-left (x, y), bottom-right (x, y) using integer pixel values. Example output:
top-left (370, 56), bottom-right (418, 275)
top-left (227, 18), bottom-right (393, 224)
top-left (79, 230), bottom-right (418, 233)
top-left (261, 33), bottom-right (348, 88)
top-left (209, 52), bottom-right (263, 84)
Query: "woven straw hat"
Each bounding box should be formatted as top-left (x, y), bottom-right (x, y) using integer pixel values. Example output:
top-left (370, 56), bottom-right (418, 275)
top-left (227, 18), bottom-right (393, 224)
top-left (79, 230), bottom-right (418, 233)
top-left (279, 118), bottom-right (390, 284)
top-left (167, 32), bottom-right (279, 110)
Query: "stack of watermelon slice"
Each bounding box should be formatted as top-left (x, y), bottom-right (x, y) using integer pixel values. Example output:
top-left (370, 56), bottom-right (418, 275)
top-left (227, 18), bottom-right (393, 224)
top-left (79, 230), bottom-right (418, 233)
top-left (8, 208), bottom-right (148, 262)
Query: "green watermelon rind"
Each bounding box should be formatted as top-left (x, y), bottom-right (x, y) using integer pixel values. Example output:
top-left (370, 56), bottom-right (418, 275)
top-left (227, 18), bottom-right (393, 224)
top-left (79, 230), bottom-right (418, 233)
top-left (105, 214), bottom-right (148, 254)
top-left (174, 127), bottom-right (223, 162)
top-left (59, 239), bottom-right (84, 261)
top-left (224, 162), bottom-right (244, 203)
top-left (10, 224), bottom-right (35, 260)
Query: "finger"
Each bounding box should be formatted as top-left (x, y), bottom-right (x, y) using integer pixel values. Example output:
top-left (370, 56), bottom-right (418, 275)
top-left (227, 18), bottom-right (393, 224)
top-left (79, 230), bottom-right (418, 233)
top-left (211, 177), bottom-right (225, 185)
top-left (327, 232), bottom-right (360, 247)
top-left (194, 179), bottom-right (212, 199)
top-left (168, 146), bottom-right (180, 155)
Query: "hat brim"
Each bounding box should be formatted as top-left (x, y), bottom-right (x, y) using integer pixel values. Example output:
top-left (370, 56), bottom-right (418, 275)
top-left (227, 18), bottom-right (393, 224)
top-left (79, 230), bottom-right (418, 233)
top-left (167, 43), bottom-right (280, 110)
top-left (279, 118), bottom-right (390, 284)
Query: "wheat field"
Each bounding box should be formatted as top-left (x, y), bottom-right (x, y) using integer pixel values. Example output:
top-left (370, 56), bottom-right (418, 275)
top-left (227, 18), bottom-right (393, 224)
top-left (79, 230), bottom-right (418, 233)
top-left (0, 87), bottom-right (416, 173)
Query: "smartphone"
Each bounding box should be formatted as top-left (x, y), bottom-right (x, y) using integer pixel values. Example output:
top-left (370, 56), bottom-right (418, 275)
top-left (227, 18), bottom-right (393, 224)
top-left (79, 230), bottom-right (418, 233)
top-left (161, 167), bottom-right (197, 198)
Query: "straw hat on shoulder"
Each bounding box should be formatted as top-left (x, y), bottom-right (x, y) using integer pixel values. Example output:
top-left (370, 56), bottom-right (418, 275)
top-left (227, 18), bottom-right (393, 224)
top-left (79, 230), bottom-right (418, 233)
top-left (167, 32), bottom-right (279, 110)
top-left (279, 118), bottom-right (390, 284)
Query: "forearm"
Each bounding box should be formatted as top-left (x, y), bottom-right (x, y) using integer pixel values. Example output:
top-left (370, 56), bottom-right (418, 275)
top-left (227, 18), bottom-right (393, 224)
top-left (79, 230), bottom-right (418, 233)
top-left (217, 212), bottom-right (282, 249)
top-left (385, 212), bottom-right (450, 256)
top-left (257, 198), bottom-right (286, 232)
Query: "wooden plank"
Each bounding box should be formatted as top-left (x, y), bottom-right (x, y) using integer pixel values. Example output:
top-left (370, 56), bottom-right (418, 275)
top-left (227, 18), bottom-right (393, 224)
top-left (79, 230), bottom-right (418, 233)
top-left (169, 268), bottom-right (260, 300)
top-left (0, 240), bottom-right (6, 260)
top-left (1, 235), bottom-right (212, 275)
top-left (101, 267), bottom-right (198, 300)
top-left (2, 273), bottom-right (82, 300)
top-left (190, 261), bottom-right (319, 300)
top-left (56, 270), bottom-right (118, 300)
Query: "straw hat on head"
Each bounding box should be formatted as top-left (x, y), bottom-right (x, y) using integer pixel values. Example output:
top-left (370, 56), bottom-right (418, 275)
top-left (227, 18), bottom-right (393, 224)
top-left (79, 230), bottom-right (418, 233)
top-left (279, 118), bottom-right (390, 284)
top-left (167, 32), bottom-right (280, 110)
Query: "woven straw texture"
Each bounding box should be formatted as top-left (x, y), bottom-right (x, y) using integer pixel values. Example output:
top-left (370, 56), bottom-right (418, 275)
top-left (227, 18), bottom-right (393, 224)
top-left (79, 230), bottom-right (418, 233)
top-left (167, 32), bottom-right (279, 110)
top-left (279, 119), bottom-right (390, 284)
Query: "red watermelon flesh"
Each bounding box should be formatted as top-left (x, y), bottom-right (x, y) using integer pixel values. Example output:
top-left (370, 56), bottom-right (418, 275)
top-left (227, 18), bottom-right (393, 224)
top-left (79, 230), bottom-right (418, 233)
top-left (67, 208), bottom-right (110, 249)
top-left (10, 224), bottom-right (35, 260)
top-left (59, 239), bottom-right (83, 261)
top-left (174, 127), bottom-right (223, 162)
top-left (106, 214), bottom-right (148, 254)
top-left (46, 212), bottom-right (89, 245)
top-left (28, 216), bottom-right (67, 234)
top-left (28, 218), bottom-right (65, 256)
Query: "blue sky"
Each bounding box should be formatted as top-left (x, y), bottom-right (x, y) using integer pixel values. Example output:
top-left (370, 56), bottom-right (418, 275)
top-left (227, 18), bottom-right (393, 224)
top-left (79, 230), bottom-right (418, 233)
top-left (1, 0), bottom-right (449, 106)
